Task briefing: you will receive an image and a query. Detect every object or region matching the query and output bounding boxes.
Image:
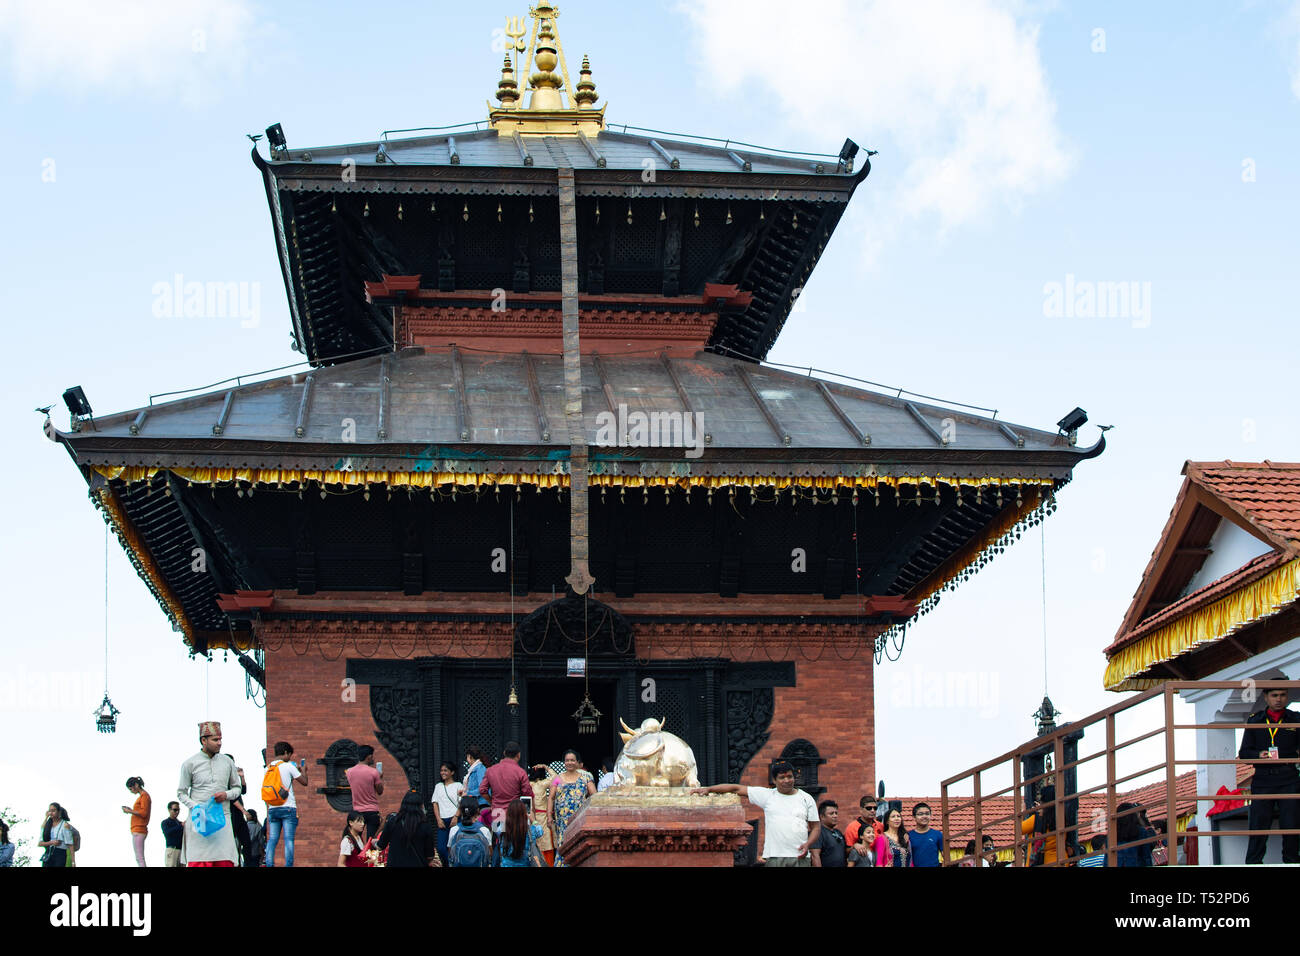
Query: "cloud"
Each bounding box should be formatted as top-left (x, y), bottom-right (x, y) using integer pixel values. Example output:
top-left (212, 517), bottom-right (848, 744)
top-left (681, 0), bottom-right (1073, 252)
top-left (0, 0), bottom-right (257, 104)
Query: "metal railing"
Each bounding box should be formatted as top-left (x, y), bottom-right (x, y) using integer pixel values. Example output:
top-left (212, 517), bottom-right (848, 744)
top-left (940, 680), bottom-right (1300, 866)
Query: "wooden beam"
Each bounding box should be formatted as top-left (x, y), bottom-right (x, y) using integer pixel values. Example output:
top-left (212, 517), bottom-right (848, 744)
top-left (815, 381), bottom-right (869, 446)
top-left (659, 353), bottom-right (696, 419)
top-left (904, 401), bottom-right (945, 446)
top-left (522, 351), bottom-right (551, 442)
top-left (590, 352), bottom-right (618, 416)
top-left (647, 139), bottom-right (679, 170)
top-left (294, 373), bottom-right (314, 438)
top-left (450, 346), bottom-right (470, 442)
top-left (737, 366), bottom-right (790, 446)
top-left (558, 165), bottom-right (593, 595)
top-left (212, 391), bottom-right (235, 436)
top-left (377, 353), bottom-right (391, 439)
top-left (576, 131), bottom-right (605, 167)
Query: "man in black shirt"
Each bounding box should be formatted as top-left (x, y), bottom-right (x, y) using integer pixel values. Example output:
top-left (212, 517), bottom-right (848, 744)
top-left (811, 800), bottom-right (847, 867)
top-left (160, 802), bottom-right (184, 867)
top-left (1237, 686), bottom-right (1300, 864)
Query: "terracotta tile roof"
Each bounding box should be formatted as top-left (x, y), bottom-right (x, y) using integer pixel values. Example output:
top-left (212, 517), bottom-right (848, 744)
top-left (914, 766), bottom-right (1255, 857)
top-left (1108, 461), bottom-right (1299, 659)
top-left (1187, 461), bottom-right (1300, 552)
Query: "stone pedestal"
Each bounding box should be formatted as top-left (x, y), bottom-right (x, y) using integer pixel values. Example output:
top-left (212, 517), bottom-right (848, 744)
top-left (558, 789), bottom-right (751, 867)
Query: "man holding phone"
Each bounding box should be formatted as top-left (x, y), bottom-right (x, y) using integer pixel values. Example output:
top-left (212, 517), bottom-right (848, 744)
top-left (263, 740), bottom-right (308, 867)
top-left (346, 744), bottom-right (386, 839)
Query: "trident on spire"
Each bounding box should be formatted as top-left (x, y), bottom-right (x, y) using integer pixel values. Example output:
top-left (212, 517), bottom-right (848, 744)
top-left (504, 16), bottom-right (527, 74)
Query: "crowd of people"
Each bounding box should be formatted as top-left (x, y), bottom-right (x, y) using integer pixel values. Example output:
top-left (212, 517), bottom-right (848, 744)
top-left (0, 719), bottom-right (1195, 868)
top-left (7, 718), bottom-right (619, 868)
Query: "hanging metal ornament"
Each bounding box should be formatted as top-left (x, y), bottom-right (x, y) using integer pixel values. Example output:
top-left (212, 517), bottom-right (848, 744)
top-left (572, 593), bottom-right (600, 735)
top-left (95, 523), bottom-right (121, 733)
top-left (572, 693), bottom-right (602, 735)
top-left (94, 693), bottom-right (121, 734)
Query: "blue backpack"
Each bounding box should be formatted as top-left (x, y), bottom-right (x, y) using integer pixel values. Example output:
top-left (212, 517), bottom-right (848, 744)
top-left (449, 827), bottom-right (490, 867)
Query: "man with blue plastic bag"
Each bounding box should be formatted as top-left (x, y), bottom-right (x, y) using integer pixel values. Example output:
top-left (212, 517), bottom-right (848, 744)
top-left (177, 720), bottom-right (242, 866)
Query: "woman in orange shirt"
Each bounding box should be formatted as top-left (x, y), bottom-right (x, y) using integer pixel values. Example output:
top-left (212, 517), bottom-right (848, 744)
top-left (122, 776), bottom-right (152, 867)
top-left (1021, 786), bottom-right (1060, 866)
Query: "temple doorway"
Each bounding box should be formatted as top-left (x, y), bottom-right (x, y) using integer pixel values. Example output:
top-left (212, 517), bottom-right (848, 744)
top-left (525, 678), bottom-right (619, 778)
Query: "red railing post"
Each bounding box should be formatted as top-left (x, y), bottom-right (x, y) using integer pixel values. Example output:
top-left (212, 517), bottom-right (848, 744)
top-left (1165, 684), bottom-right (1179, 865)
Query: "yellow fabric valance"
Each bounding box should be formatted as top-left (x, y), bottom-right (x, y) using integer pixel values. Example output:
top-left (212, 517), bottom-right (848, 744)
top-left (91, 464), bottom-right (1050, 496)
top-left (1104, 557), bottom-right (1300, 692)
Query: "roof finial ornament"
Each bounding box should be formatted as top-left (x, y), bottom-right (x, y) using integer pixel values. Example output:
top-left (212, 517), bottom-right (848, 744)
top-left (574, 54), bottom-right (597, 109)
top-left (496, 54), bottom-right (520, 109)
top-left (488, 2), bottom-right (605, 135)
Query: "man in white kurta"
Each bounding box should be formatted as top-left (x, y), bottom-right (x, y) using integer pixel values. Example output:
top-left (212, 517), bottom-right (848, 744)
top-left (177, 720), bottom-right (242, 866)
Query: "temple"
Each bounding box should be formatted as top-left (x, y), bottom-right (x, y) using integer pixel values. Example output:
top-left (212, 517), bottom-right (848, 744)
top-left (49, 3), bottom-right (1103, 865)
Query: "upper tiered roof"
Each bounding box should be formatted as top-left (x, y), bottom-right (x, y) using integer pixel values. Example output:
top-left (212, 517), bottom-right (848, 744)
top-left (254, 2), bottom-right (868, 365)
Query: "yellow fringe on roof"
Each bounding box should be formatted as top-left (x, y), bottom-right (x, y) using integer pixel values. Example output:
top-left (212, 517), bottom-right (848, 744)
top-left (1104, 558), bottom-right (1300, 692)
top-left (90, 464), bottom-right (1049, 496)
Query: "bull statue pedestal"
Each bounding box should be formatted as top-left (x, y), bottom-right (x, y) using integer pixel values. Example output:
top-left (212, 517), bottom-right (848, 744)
top-left (557, 717), bottom-right (751, 867)
top-left (557, 790), bottom-right (751, 867)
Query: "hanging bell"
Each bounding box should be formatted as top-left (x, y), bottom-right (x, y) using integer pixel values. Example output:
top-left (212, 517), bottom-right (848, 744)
top-left (572, 693), bottom-right (602, 735)
top-left (497, 201), bottom-right (503, 222)
top-left (659, 202), bottom-right (666, 222)
top-left (626, 202), bottom-right (633, 225)
top-left (528, 200), bottom-right (534, 222)
top-left (725, 205), bottom-right (733, 225)
top-left (397, 202), bottom-right (404, 221)
top-left (363, 200), bottom-right (370, 217)
top-left (693, 204), bottom-right (700, 227)
top-left (507, 686), bottom-right (520, 716)
top-left (93, 693), bottom-right (121, 734)
top-left (463, 201), bottom-right (469, 222)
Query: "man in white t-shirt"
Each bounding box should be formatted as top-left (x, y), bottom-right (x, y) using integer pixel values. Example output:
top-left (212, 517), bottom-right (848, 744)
top-left (264, 740), bottom-right (307, 867)
top-left (692, 760), bottom-right (820, 867)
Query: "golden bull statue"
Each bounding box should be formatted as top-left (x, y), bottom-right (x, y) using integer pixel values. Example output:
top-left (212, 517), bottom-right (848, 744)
top-left (612, 717), bottom-right (701, 788)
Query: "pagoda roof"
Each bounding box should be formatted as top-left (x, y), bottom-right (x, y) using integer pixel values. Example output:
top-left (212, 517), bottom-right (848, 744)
top-left (254, 127), bottom-right (867, 367)
top-left (53, 351), bottom-right (1101, 649)
top-left (267, 125), bottom-right (856, 183)
top-left (63, 350), bottom-right (1093, 475)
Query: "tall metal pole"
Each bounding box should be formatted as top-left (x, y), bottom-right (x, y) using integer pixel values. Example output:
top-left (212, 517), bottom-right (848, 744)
top-left (558, 166), bottom-right (593, 595)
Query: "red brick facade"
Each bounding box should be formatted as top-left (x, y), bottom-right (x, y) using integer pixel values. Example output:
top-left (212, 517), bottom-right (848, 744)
top-left (259, 606), bottom-right (877, 867)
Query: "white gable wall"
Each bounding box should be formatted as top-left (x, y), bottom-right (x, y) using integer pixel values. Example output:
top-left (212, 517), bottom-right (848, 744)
top-left (1181, 518), bottom-right (1273, 597)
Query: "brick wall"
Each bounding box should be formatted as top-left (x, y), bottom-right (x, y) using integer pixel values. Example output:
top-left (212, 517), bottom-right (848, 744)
top-left (262, 621), bottom-right (875, 867)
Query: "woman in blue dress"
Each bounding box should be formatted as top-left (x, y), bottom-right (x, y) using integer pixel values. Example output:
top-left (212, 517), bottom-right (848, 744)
top-left (548, 748), bottom-right (596, 866)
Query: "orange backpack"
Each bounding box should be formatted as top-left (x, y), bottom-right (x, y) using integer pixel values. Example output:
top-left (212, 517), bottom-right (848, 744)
top-left (261, 761), bottom-right (289, 806)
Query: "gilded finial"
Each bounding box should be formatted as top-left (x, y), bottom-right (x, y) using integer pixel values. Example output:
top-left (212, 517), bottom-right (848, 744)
top-left (574, 54), bottom-right (597, 109)
top-left (496, 54), bottom-right (520, 108)
top-left (488, 3), bottom-right (606, 135)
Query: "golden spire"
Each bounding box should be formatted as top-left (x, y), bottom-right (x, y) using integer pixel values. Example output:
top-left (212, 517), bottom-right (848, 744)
top-left (488, 3), bottom-right (605, 135)
top-left (495, 54), bottom-right (520, 109)
top-left (574, 54), bottom-right (597, 109)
